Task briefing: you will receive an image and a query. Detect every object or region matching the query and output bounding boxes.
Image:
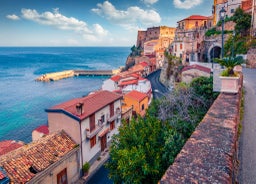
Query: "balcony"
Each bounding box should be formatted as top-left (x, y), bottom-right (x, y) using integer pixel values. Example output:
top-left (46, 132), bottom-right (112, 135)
top-left (86, 121), bottom-right (104, 139)
top-left (107, 108), bottom-right (121, 123)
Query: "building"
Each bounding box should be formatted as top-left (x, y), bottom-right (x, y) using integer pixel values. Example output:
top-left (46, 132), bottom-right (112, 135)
top-left (123, 90), bottom-right (149, 117)
top-left (0, 131), bottom-right (80, 184)
top-left (32, 125), bottom-right (49, 141)
top-left (213, 0), bottom-right (242, 25)
top-left (172, 15), bottom-right (212, 63)
top-left (242, 0), bottom-right (256, 36)
top-left (136, 26), bottom-right (176, 49)
top-left (181, 64), bottom-right (211, 83)
top-left (46, 90), bottom-right (123, 166)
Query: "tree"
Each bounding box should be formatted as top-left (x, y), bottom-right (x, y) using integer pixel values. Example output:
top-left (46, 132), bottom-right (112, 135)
top-left (233, 7), bottom-right (251, 36)
top-left (106, 116), bottom-right (168, 183)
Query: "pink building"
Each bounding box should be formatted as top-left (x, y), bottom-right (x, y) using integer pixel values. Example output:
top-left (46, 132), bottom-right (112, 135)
top-left (46, 90), bottom-right (123, 166)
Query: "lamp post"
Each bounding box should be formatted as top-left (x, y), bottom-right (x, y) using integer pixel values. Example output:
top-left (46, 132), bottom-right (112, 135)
top-left (219, 7), bottom-right (226, 59)
top-left (232, 30), bottom-right (235, 59)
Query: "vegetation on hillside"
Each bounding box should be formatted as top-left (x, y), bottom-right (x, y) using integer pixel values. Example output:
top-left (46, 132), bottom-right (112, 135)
top-left (106, 76), bottom-right (219, 183)
top-left (164, 51), bottom-right (183, 82)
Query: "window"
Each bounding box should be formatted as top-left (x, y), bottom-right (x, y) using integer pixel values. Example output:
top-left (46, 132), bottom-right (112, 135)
top-left (90, 135), bottom-right (96, 148)
top-left (141, 104), bottom-right (145, 111)
top-left (57, 168), bottom-right (67, 184)
top-left (89, 114), bottom-right (95, 132)
top-left (195, 21), bottom-right (198, 27)
top-left (180, 43), bottom-right (183, 50)
top-left (231, 9), bottom-right (234, 13)
top-left (110, 103), bottom-right (114, 117)
top-left (110, 121), bottom-right (115, 131)
top-left (101, 115), bottom-right (105, 124)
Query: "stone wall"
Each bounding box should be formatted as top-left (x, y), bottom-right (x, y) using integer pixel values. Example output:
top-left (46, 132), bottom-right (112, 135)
top-left (160, 80), bottom-right (242, 183)
top-left (247, 48), bottom-right (256, 68)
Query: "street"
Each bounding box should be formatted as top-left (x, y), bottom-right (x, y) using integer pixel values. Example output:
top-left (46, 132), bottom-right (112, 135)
top-left (146, 69), bottom-right (169, 99)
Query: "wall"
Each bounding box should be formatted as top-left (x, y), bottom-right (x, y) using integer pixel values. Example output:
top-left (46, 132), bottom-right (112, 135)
top-left (247, 48), bottom-right (256, 68)
top-left (160, 83), bottom-right (242, 183)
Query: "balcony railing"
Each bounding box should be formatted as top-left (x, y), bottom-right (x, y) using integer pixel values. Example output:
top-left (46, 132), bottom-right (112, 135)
top-left (107, 109), bottom-right (121, 123)
top-left (86, 121), bottom-right (104, 139)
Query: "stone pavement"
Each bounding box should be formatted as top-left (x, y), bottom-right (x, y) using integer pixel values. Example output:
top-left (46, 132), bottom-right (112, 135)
top-left (75, 148), bottom-right (110, 184)
top-left (238, 68), bottom-right (256, 184)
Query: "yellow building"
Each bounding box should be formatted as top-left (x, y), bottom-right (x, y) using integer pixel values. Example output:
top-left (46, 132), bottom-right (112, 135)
top-left (123, 90), bottom-right (149, 117)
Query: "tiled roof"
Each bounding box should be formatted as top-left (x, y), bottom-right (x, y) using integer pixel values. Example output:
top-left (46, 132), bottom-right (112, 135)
top-left (139, 61), bottom-right (149, 67)
top-left (46, 90), bottom-right (122, 121)
top-left (178, 15), bottom-right (209, 22)
top-left (111, 75), bottom-right (122, 82)
top-left (0, 140), bottom-right (24, 156)
top-left (182, 64), bottom-right (211, 74)
top-left (0, 170), bottom-right (5, 180)
top-left (0, 131), bottom-right (77, 183)
top-left (124, 90), bottom-right (148, 102)
top-left (119, 79), bottom-right (138, 87)
top-left (34, 125), bottom-right (49, 135)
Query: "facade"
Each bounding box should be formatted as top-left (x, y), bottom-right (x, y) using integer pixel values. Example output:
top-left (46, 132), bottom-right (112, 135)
top-left (46, 90), bottom-right (123, 166)
top-left (136, 26), bottom-right (176, 49)
top-left (123, 90), bottom-right (149, 117)
top-left (0, 131), bottom-right (80, 184)
top-left (172, 15), bottom-right (212, 63)
top-left (214, 0), bottom-right (242, 25)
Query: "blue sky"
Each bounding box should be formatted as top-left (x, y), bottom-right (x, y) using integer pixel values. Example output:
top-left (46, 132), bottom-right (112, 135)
top-left (0, 0), bottom-right (212, 46)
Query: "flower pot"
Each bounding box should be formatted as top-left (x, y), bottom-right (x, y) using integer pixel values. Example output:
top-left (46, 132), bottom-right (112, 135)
top-left (234, 65), bottom-right (242, 73)
top-left (219, 76), bottom-right (240, 93)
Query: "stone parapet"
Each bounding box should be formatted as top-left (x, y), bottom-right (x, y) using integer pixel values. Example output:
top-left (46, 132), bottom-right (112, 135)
top-left (160, 85), bottom-right (242, 183)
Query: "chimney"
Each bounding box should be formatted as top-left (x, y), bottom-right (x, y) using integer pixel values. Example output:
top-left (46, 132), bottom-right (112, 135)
top-left (76, 102), bottom-right (84, 115)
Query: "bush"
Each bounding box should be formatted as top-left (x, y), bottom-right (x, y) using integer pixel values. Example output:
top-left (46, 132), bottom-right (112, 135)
top-left (82, 162), bottom-right (90, 173)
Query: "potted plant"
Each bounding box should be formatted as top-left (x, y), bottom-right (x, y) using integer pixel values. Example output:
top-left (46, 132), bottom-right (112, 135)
top-left (82, 162), bottom-right (90, 176)
top-left (214, 56), bottom-right (244, 93)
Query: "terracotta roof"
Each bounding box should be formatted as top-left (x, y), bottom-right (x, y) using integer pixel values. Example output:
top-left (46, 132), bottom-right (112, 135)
top-left (0, 140), bottom-right (24, 156)
top-left (178, 15), bottom-right (209, 22)
top-left (182, 64), bottom-right (211, 74)
top-left (124, 90), bottom-right (148, 102)
top-left (34, 125), bottom-right (49, 135)
top-left (111, 75), bottom-right (122, 82)
top-left (139, 61), bottom-right (149, 67)
top-left (0, 170), bottom-right (5, 180)
top-left (46, 90), bottom-right (122, 121)
top-left (0, 131), bottom-right (77, 183)
top-left (119, 79), bottom-right (138, 87)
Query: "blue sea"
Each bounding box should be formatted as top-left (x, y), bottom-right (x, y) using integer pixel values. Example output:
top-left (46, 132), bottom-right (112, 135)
top-left (0, 47), bottom-right (130, 143)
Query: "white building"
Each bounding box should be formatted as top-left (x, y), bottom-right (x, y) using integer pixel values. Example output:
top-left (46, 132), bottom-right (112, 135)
top-left (46, 90), bottom-right (123, 166)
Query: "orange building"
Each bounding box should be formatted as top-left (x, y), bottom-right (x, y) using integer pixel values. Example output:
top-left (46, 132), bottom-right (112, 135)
top-left (123, 90), bottom-right (149, 117)
top-left (177, 15), bottom-right (210, 31)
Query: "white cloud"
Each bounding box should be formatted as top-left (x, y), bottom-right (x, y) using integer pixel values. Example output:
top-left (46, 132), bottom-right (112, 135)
top-left (173, 0), bottom-right (203, 9)
top-left (20, 8), bottom-right (108, 42)
top-left (92, 1), bottom-right (161, 30)
top-left (142, 0), bottom-right (159, 5)
top-left (6, 14), bottom-right (20, 20)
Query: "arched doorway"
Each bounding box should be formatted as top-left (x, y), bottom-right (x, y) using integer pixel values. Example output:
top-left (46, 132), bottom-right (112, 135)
top-left (208, 43), bottom-right (221, 63)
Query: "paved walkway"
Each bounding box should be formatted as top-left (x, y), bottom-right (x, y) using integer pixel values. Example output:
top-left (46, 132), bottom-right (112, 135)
top-left (239, 68), bottom-right (256, 184)
top-left (76, 148), bottom-right (110, 184)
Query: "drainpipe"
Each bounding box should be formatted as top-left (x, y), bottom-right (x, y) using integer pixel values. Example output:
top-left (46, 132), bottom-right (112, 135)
top-left (79, 120), bottom-right (84, 175)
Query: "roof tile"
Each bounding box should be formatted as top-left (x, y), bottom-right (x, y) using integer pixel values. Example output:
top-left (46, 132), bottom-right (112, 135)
top-left (124, 90), bottom-right (148, 102)
top-left (0, 131), bottom-right (77, 183)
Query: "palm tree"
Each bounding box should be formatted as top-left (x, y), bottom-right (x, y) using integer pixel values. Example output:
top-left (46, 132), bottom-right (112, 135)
top-left (214, 56), bottom-right (244, 76)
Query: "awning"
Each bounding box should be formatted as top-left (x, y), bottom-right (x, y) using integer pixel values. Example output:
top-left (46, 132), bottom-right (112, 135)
top-left (98, 128), bottom-right (109, 138)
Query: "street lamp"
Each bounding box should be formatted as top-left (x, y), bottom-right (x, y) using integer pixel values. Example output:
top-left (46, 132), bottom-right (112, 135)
top-left (232, 30), bottom-right (235, 59)
top-left (219, 7), bottom-right (226, 59)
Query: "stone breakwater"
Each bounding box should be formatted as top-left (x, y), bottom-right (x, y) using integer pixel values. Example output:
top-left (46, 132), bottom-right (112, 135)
top-left (35, 69), bottom-right (118, 82)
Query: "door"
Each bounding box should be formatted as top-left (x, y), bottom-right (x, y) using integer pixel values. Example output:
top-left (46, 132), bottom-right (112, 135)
top-left (101, 134), bottom-right (107, 152)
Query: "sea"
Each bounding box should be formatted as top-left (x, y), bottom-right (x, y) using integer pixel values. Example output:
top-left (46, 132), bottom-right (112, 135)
top-left (0, 47), bottom-right (130, 143)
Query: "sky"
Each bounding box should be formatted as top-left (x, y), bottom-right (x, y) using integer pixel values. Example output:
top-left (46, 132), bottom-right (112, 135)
top-left (0, 0), bottom-right (212, 46)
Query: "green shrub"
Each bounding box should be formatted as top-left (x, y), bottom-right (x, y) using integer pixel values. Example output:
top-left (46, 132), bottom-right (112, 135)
top-left (82, 162), bottom-right (90, 173)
